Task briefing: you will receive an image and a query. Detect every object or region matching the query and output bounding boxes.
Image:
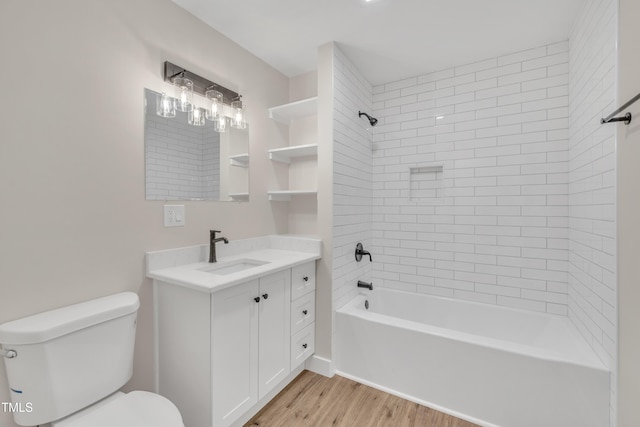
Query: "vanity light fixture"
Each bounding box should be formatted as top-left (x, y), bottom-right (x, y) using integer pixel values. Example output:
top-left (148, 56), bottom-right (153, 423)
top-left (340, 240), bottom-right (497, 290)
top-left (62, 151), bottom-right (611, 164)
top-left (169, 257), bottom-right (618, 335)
top-left (159, 61), bottom-right (246, 130)
top-left (188, 107), bottom-right (206, 127)
top-left (156, 92), bottom-right (176, 118)
top-left (172, 75), bottom-right (193, 112)
top-left (205, 88), bottom-right (223, 121)
top-left (216, 116), bottom-right (227, 133)
top-left (230, 96), bottom-right (246, 129)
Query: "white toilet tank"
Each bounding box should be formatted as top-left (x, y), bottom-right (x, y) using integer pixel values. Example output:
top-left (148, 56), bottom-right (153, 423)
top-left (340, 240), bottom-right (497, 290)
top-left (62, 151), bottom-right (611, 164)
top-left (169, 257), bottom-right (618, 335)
top-left (0, 292), bottom-right (140, 426)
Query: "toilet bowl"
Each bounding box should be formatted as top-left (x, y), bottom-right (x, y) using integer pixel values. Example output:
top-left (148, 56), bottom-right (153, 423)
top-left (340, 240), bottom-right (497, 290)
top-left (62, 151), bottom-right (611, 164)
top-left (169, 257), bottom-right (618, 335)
top-left (0, 292), bottom-right (184, 427)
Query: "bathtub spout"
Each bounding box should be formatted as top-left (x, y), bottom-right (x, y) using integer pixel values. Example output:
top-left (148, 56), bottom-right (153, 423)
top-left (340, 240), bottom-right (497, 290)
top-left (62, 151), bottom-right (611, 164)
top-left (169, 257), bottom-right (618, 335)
top-left (357, 280), bottom-right (373, 290)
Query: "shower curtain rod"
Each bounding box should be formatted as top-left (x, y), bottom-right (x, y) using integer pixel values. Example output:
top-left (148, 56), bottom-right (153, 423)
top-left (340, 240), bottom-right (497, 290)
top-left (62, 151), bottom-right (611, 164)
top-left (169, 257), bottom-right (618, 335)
top-left (600, 92), bottom-right (640, 125)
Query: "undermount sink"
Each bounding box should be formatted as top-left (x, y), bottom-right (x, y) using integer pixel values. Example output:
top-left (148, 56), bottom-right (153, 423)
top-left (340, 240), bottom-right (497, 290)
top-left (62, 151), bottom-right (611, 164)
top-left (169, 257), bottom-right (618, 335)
top-left (198, 259), bottom-right (269, 275)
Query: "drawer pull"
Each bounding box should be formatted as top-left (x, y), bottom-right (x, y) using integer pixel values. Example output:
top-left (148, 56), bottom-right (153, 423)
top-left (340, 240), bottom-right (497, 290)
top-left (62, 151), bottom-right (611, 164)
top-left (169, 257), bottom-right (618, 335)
top-left (254, 297), bottom-right (260, 303)
top-left (302, 309), bottom-right (308, 315)
top-left (302, 343), bottom-right (308, 349)
top-left (303, 276), bottom-right (309, 282)
top-left (262, 293), bottom-right (269, 300)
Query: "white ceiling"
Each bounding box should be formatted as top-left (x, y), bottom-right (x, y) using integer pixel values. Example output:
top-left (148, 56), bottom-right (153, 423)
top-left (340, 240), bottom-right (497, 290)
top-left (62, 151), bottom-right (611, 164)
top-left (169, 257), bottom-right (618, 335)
top-left (173, 0), bottom-right (585, 86)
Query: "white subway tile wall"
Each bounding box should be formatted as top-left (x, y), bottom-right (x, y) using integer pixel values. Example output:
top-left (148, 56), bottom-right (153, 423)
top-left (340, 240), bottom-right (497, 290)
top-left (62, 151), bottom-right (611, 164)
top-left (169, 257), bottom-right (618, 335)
top-left (330, 1), bottom-right (616, 422)
top-left (145, 92), bottom-right (220, 200)
top-left (371, 41), bottom-right (571, 312)
top-left (202, 126), bottom-right (221, 200)
top-left (332, 46), bottom-right (373, 311)
top-left (568, 0), bottom-right (617, 422)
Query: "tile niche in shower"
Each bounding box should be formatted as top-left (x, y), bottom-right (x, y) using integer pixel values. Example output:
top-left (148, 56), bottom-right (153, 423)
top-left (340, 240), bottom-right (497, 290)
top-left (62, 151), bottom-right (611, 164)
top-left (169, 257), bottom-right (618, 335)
top-left (408, 165), bottom-right (444, 203)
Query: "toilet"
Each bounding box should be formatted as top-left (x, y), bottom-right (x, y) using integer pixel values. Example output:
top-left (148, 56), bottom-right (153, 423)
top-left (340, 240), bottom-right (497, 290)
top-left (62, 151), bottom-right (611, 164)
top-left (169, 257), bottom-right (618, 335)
top-left (0, 292), bottom-right (184, 427)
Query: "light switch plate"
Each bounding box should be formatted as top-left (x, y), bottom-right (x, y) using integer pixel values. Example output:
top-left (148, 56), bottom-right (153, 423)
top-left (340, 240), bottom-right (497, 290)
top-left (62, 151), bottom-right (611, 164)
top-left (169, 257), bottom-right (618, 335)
top-left (164, 205), bottom-right (185, 227)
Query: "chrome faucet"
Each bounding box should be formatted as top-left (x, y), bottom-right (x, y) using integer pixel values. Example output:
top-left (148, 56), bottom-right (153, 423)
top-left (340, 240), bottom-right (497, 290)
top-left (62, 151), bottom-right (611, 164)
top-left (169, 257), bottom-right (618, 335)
top-left (209, 230), bottom-right (229, 263)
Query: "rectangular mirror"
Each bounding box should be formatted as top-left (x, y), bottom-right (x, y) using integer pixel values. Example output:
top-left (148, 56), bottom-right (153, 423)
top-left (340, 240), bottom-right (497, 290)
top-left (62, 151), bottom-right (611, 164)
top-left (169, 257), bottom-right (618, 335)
top-left (144, 88), bottom-right (249, 201)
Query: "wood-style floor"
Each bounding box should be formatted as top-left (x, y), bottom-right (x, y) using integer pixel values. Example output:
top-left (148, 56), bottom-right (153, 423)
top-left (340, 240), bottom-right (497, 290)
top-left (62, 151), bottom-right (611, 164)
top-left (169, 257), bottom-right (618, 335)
top-left (245, 370), bottom-right (478, 427)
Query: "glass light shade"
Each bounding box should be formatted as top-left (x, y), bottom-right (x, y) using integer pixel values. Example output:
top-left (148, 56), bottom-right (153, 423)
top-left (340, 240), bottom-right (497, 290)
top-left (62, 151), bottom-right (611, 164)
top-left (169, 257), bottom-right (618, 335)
top-left (156, 92), bottom-right (176, 118)
top-left (230, 100), bottom-right (247, 129)
top-left (205, 89), bottom-right (223, 120)
top-left (173, 76), bottom-right (193, 112)
top-left (216, 116), bottom-right (227, 133)
top-left (188, 107), bottom-right (206, 127)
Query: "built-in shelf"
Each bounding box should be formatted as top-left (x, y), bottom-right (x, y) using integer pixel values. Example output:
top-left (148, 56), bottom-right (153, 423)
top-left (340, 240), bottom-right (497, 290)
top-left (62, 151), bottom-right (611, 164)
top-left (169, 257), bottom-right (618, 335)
top-left (268, 97), bottom-right (318, 125)
top-left (268, 144), bottom-right (318, 163)
top-left (267, 97), bottom-right (318, 203)
top-left (229, 153), bottom-right (249, 168)
top-left (267, 190), bottom-right (317, 202)
top-left (228, 193), bottom-right (249, 201)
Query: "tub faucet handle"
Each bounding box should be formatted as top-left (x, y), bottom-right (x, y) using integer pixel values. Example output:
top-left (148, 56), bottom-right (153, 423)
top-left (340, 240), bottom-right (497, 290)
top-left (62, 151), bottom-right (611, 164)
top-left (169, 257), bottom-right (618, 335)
top-left (355, 242), bottom-right (372, 262)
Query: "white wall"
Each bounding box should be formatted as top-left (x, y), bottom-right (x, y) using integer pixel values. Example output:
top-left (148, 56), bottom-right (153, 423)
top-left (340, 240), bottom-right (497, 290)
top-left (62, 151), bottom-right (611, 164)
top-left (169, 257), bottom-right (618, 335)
top-left (0, 1), bottom-right (290, 426)
top-left (371, 42), bottom-right (571, 312)
top-left (617, 0), bottom-right (640, 424)
top-left (567, 1), bottom-right (618, 422)
top-left (315, 44), bottom-right (336, 363)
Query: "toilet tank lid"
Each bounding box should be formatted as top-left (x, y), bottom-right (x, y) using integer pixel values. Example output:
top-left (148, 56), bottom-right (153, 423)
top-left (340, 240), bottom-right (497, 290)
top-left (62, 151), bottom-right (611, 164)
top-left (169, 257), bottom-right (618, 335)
top-left (0, 292), bottom-right (140, 345)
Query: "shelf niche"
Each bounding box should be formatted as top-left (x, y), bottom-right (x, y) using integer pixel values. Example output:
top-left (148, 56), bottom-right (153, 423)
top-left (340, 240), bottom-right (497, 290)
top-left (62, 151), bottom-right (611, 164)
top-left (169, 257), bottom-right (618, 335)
top-left (268, 97), bottom-right (318, 125)
top-left (267, 190), bottom-right (317, 202)
top-left (268, 144), bottom-right (318, 164)
top-left (229, 153), bottom-right (249, 168)
top-left (229, 192), bottom-right (249, 201)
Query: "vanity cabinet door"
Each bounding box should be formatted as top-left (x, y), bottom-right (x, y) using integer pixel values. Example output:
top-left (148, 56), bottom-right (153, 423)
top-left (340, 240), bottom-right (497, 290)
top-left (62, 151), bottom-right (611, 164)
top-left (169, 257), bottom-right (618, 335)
top-left (211, 279), bottom-right (259, 427)
top-left (258, 270), bottom-right (291, 399)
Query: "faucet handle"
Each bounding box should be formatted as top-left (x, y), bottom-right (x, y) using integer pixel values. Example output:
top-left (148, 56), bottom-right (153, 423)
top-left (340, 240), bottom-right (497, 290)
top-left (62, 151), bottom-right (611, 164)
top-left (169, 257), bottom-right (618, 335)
top-left (355, 242), bottom-right (372, 262)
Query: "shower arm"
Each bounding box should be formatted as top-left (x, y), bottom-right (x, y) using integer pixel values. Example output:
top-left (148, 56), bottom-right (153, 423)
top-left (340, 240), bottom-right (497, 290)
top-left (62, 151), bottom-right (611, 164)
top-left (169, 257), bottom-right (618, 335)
top-left (358, 111), bottom-right (378, 127)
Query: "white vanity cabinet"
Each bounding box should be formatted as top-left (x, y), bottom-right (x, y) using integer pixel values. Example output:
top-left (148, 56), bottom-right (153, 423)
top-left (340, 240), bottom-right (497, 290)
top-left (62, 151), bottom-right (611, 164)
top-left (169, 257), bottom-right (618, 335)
top-left (211, 270), bottom-right (290, 425)
top-left (153, 260), bottom-right (316, 427)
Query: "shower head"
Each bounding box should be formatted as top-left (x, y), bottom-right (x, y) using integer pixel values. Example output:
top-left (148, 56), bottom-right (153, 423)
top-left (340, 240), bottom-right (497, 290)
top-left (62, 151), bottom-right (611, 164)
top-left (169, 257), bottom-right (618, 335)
top-left (358, 111), bottom-right (378, 127)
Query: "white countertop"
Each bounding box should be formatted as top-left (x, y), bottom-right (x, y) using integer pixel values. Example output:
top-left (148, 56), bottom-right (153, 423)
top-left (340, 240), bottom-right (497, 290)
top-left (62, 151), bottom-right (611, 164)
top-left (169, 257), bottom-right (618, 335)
top-left (146, 235), bottom-right (322, 293)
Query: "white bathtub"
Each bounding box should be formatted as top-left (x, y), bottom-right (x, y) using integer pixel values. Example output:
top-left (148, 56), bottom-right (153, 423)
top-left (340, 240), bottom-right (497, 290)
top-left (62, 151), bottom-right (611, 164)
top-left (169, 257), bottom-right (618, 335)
top-left (335, 288), bottom-right (609, 427)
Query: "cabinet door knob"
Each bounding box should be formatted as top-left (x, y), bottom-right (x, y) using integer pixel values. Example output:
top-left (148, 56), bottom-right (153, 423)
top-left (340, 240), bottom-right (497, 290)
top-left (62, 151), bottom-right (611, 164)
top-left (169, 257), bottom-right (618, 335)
top-left (302, 309), bottom-right (308, 315)
top-left (303, 276), bottom-right (309, 282)
top-left (262, 293), bottom-right (269, 300)
top-left (302, 343), bottom-right (308, 349)
top-left (254, 297), bottom-right (260, 303)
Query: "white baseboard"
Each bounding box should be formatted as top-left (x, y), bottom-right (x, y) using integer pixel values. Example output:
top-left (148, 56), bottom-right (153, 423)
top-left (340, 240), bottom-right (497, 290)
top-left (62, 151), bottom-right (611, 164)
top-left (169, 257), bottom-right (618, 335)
top-left (305, 355), bottom-right (335, 378)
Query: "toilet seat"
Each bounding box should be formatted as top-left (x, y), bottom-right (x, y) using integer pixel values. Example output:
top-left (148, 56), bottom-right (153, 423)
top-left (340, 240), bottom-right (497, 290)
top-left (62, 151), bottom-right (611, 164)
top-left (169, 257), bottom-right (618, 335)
top-left (52, 391), bottom-right (184, 427)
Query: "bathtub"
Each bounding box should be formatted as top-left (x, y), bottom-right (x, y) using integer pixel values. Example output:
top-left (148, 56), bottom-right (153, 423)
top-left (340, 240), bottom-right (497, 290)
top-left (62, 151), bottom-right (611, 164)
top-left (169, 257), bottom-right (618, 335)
top-left (335, 288), bottom-right (609, 427)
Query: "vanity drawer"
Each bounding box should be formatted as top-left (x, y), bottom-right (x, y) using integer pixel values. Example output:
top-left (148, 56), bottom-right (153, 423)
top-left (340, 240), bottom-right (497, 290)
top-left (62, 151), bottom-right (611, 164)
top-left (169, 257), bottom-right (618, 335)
top-left (291, 292), bottom-right (315, 335)
top-left (291, 262), bottom-right (316, 300)
top-left (291, 323), bottom-right (315, 370)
